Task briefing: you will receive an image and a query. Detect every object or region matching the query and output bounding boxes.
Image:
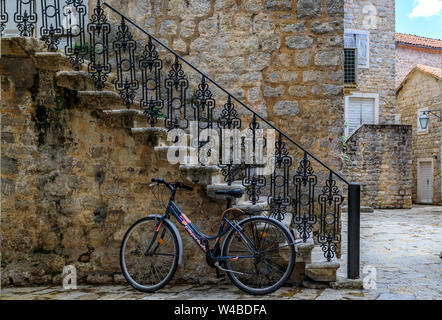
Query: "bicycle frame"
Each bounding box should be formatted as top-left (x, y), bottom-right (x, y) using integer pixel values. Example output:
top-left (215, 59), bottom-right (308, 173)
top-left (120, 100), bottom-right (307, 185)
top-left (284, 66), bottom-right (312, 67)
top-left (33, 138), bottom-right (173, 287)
top-left (157, 200), bottom-right (258, 261)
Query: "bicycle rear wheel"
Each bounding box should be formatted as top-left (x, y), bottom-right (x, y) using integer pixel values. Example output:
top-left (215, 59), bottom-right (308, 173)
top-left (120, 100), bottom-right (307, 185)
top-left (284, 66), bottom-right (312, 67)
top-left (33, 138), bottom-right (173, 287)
top-left (222, 216), bottom-right (295, 295)
top-left (120, 216), bottom-right (179, 292)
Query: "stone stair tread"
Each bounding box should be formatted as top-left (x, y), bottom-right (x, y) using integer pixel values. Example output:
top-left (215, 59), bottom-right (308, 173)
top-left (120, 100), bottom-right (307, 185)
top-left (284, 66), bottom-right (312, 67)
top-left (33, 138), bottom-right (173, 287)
top-left (56, 70), bottom-right (101, 91)
top-left (305, 261), bottom-right (340, 269)
top-left (342, 205), bottom-right (374, 213)
top-left (104, 109), bottom-right (144, 116)
top-left (297, 237), bottom-right (315, 249)
top-left (233, 197), bottom-right (269, 211)
top-left (131, 127), bottom-right (168, 134)
top-left (154, 145), bottom-right (196, 152)
top-left (77, 91), bottom-right (124, 110)
top-left (179, 164), bottom-right (219, 172)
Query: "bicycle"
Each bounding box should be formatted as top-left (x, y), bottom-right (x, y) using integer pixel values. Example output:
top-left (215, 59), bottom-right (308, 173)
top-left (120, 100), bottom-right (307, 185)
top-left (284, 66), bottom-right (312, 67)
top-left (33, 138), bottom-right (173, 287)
top-left (120, 178), bottom-right (297, 295)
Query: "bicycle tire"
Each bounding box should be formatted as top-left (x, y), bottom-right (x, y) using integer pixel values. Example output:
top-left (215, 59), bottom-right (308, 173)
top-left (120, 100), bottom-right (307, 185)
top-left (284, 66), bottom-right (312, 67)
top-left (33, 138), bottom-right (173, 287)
top-left (222, 216), bottom-right (295, 295)
top-left (120, 216), bottom-right (179, 292)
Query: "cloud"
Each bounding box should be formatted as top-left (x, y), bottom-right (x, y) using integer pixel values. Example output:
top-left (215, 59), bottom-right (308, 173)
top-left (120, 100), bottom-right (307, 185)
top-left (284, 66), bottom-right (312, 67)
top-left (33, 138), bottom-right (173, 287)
top-left (409, 0), bottom-right (442, 18)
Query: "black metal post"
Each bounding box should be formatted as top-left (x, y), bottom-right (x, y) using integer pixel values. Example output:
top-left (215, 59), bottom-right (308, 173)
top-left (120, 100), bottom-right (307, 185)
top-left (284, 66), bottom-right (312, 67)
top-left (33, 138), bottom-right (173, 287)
top-left (348, 183), bottom-right (360, 279)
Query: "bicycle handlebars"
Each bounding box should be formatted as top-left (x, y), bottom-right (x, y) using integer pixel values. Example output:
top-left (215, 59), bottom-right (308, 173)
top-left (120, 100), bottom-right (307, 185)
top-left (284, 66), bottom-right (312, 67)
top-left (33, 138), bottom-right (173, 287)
top-left (151, 178), bottom-right (194, 192)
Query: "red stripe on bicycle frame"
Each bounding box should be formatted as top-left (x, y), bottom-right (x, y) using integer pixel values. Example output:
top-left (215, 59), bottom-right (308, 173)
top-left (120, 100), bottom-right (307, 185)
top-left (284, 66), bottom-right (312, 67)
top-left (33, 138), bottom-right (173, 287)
top-left (156, 221), bottom-right (163, 232)
top-left (229, 257), bottom-right (239, 260)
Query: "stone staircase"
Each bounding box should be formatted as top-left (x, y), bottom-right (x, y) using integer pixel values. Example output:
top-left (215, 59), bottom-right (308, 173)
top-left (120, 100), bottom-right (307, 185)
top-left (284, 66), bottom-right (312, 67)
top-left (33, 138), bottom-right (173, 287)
top-left (3, 36), bottom-right (343, 286)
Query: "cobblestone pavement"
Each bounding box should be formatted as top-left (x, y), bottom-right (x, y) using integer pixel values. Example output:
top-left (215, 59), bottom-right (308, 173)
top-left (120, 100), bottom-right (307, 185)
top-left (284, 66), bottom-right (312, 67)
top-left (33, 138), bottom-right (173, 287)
top-left (1, 206), bottom-right (441, 300)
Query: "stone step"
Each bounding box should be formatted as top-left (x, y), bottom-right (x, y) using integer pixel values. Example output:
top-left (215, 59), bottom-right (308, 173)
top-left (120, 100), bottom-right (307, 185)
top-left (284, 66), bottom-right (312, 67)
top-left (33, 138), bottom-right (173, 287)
top-left (179, 164), bottom-right (220, 186)
top-left (153, 145), bottom-right (197, 162)
top-left (131, 127), bottom-right (168, 145)
top-left (77, 91), bottom-right (124, 110)
top-left (233, 198), bottom-right (269, 212)
top-left (304, 261), bottom-right (340, 282)
top-left (56, 70), bottom-right (114, 92)
top-left (100, 109), bottom-right (148, 129)
top-left (34, 52), bottom-right (74, 71)
top-left (329, 275), bottom-right (364, 289)
top-left (295, 237), bottom-right (315, 264)
top-left (342, 205), bottom-right (374, 213)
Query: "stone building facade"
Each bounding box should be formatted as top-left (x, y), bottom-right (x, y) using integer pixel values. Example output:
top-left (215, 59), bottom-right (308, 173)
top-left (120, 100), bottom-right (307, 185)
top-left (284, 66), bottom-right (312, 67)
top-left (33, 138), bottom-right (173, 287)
top-left (343, 0), bottom-right (412, 208)
top-left (344, 124), bottom-right (412, 209)
top-left (395, 33), bottom-right (442, 89)
top-left (344, 0), bottom-right (396, 130)
top-left (396, 65), bottom-right (442, 205)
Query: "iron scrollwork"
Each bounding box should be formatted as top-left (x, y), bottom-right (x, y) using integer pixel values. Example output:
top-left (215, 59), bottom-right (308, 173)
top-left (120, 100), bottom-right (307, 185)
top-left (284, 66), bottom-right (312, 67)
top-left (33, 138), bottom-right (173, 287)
top-left (113, 17), bottom-right (139, 108)
top-left (140, 36), bottom-right (163, 126)
top-left (40, 0), bottom-right (63, 51)
top-left (87, 0), bottom-right (111, 90)
top-left (1, 0), bottom-right (8, 34)
top-left (269, 134), bottom-right (292, 221)
top-left (293, 152), bottom-right (317, 241)
top-left (14, 0), bottom-right (38, 36)
top-left (318, 172), bottom-right (343, 261)
top-left (192, 75), bottom-right (215, 164)
top-left (243, 116), bottom-right (266, 205)
top-left (165, 55), bottom-right (189, 130)
top-left (64, 0), bottom-right (87, 70)
top-left (217, 96), bottom-right (241, 185)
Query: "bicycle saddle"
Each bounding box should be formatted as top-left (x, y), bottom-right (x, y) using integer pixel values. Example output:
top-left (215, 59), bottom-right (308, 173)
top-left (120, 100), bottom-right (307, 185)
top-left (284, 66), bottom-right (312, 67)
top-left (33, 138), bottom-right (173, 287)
top-left (215, 189), bottom-right (244, 198)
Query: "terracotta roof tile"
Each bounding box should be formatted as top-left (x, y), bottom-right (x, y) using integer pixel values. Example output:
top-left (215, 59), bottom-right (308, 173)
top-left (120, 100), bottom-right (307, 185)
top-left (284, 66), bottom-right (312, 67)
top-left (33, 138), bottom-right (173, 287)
top-left (397, 64), bottom-right (442, 92)
top-left (396, 33), bottom-right (442, 49)
top-left (416, 64), bottom-right (442, 79)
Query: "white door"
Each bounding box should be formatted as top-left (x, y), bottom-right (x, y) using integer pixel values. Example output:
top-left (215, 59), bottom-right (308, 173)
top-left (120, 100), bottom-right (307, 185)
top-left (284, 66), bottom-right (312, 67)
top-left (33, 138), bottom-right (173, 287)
top-left (347, 97), bottom-right (375, 136)
top-left (418, 161), bottom-right (433, 204)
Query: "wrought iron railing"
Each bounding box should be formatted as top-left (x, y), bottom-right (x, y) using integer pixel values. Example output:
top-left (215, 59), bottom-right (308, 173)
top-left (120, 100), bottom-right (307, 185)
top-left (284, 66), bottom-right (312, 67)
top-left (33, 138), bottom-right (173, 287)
top-left (0, 0), bottom-right (361, 279)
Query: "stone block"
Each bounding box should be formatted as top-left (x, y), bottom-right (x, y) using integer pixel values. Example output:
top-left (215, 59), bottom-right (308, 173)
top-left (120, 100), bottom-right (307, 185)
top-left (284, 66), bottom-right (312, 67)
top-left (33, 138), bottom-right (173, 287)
top-left (305, 261), bottom-right (340, 282)
top-left (314, 50), bottom-right (343, 66)
top-left (273, 101), bottom-right (299, 116)
top-left (285, 35), bottom-right (313, 49)
top-left (265, 0), bottom-right (292, 11)
top-left (296, 0), bottom-right (322, 19)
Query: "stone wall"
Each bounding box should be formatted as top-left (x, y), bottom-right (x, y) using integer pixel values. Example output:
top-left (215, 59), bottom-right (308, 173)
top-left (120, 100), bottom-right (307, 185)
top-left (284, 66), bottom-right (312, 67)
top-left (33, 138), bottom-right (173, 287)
top-left (344, 0), bottom-right (396, 124)
top-left (395, 45), bottom-right (442, 88)
top-left (343, 124), bottom-right (413, 209)
top-left (95, 0), bottom-right (346, 171)
top-left (396, 70), bottom-right (442, 204)
top-left (0, 38), bottom-right (227, 286)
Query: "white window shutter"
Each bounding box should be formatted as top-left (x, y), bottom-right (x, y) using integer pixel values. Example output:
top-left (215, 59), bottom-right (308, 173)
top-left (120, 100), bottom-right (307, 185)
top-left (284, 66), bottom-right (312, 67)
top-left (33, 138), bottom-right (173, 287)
top-left (348, 99), bottom-right (361, 135)
top-left (344, 33), bottom-right (355, 48)
top-left (356, 33), bottom-right (368, 67)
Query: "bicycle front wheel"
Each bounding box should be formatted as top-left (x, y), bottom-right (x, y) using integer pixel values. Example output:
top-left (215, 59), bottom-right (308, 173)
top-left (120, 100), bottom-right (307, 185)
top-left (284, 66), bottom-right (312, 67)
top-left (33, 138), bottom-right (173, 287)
top-left (120, 216), bottom-right (179, 292)
top-left (222, 216), bottom-right (295, 295)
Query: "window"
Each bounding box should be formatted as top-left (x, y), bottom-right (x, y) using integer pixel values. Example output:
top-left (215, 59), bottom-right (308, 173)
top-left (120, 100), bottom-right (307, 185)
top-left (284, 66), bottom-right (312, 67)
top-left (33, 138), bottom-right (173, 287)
top-left (344, 93), bottom-right (379, 136)
top-left (344, 29), bottom-right (370, 68)
top-left (344, 48), bottom-right (357, 85)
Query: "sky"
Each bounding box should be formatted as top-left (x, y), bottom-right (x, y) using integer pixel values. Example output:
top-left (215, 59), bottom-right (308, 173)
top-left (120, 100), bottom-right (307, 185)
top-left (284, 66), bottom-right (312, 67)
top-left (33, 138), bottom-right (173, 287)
top-left (396, 0), bottom-right (442, 39)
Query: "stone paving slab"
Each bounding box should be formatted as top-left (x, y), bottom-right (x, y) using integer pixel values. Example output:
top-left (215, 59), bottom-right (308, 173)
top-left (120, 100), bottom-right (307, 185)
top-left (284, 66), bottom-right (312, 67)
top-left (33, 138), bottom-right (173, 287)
top-left (1, 206), bottom-right (441, 300)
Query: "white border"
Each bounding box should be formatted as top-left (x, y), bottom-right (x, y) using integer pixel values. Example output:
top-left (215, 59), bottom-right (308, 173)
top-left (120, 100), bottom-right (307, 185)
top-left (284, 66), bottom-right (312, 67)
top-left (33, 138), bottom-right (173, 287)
top-left (344, 92), bottom-right (379, 137)
top-left (417, 158), bottom-right (434, 204)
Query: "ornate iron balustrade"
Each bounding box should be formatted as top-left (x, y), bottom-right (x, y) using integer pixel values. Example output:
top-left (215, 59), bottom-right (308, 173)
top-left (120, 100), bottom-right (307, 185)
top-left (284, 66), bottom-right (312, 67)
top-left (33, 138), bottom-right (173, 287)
top-left (0, 0), bottom-right (361, 279)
